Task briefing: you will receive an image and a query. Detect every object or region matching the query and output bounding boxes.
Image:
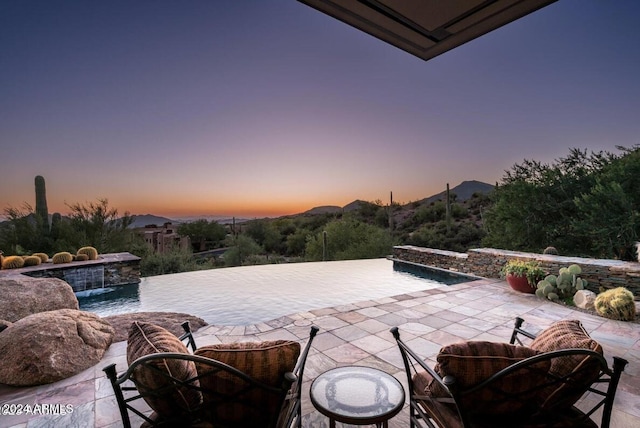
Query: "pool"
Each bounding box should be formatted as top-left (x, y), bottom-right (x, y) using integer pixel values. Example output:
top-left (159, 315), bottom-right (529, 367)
top-left (77, 258), bottom-right (478, 326)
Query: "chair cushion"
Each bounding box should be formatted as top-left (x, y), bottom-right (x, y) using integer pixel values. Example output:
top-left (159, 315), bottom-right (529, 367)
top-left (126, 321), bottom-right (202, 419)
top-left (530, 319), bottom-right (603, 410)
top-left (195, 340), bottom-right (300, 426)
top-left (417, 341), bottom-right (549, 415)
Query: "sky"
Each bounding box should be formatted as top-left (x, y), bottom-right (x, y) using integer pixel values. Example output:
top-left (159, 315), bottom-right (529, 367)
top-left (1, 0), bottom-right (639, 220)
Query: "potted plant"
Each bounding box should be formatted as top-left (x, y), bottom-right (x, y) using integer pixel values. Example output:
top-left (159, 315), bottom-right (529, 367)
top-left (500, 259), bottom-right (545, 294)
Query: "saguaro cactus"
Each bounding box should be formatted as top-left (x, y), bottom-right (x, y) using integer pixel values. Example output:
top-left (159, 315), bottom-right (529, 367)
top-left (35, 175), bottom-right (50, 233)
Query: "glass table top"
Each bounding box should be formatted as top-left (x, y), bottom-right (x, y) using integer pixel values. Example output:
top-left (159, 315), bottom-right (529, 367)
top-left (310, 366), bottom-right (405, 423)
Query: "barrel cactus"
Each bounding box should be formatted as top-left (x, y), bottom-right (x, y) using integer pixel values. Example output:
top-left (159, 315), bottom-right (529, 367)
top-left (52, 252), bottom-right (73, 264)
top-left (594, 287), bottom-right (636, 321)
top-left (536, 264), bottom-right (586, 301)
top-left (77, 246), bottom-right (98, 260)
top-left (23, 256), bottom-right (42, 267)
top-left (32, 252), bottom-right (49, 263)
top-left (543, 246), bottom-right (559, 255)
top-left (1, 256), bottom-right (25, 269)
top-left (75, 253), bottom-right (89, 261)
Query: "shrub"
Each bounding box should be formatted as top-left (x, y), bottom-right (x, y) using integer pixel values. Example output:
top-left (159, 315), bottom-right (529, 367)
top-left (1, 255), bottom-right (25, 269)
top-left (52, 252), bottom-right (73, 264)
top-left (77, 246), bottom-right (98, 260)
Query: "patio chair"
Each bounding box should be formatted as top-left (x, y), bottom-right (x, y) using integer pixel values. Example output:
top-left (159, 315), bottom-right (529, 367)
top-left (104, 321), bottom-right (318, 428)
top-left (391, 317), bottom-right (628, 428)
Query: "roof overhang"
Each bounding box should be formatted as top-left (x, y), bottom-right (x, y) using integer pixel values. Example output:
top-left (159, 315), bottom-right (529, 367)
top-left (298, 0), bottom-right (558, 61)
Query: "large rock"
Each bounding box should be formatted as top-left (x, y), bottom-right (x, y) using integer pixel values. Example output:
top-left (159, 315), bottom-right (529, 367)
top-left (574, 289), bottom-right (597, 310)
top-left (103, 312), bottom-right (207, 342)
top-left (0, 309), bottom-right (114, 386)
top-left (0, 275), bottom-right (78, 322)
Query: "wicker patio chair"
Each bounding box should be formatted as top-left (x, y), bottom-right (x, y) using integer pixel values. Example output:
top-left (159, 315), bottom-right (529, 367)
top-left (391, 317), bottom-right (628, 428)
top-left (104, 322), bottom-right (318, 428)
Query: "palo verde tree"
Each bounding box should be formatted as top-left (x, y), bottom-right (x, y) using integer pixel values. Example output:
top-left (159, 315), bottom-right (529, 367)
top-left (66, 198), bottom-right (134, 253)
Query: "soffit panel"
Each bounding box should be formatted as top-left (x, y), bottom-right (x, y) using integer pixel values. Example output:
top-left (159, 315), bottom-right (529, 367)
top-left (298, 0), bottom-right (558, 61)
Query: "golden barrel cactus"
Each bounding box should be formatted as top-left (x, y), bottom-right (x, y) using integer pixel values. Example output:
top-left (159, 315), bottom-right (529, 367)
top-left (52, 252), bottom-right (73, 264)
top-left (23, 256), bottom-right (42, 267)
top-left (77, 246), bottom-right (98, 260)
top-left (594, 287), bottom-right (636, 321)
top-left (32, 252), bottom-right (49, 263)
top-left (1, 256), bottom-right (25, 269)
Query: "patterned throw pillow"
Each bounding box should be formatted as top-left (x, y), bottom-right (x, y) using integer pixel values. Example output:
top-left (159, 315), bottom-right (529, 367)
top-left (195, 340), bottom-right (300, 426)
top-left (530, 319), bottom-right (603, 410)
top-left (422, 341), bottom-right (549, 415)
top-left (126, 321), bottom-right (202, 419)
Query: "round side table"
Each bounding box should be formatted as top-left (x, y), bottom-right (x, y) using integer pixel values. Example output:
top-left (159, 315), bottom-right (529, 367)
top-left (310, 366), bottom-right (405, 427)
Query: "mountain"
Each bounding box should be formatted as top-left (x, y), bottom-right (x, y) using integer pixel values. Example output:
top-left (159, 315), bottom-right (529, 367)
top-left (129, 214), bottom-right (178, 228)
top-left (302, 181), bottom-right (494, 215)
top-left (343, 200), bottom-right (366, 212)
top-left (302, 200), bottom-right (367, 215)
top-left (172, 215), bottom-right (249, 224)
top-left (416, 180), bottom-right (494, 206)
top-left (303, 205), bottom-right (342, 215)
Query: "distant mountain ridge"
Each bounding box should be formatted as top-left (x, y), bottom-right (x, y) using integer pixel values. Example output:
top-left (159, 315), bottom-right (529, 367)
top-left (127, 181), bottom-right (494, 225)
top-left (417, 180), bottom-right (494, 205)
top-left (129, 214), bottom-right (177, 228)
top-left (128, 214), bottom-right (248, 228)
top-left (302, 200), bottom-right (366, 215)
top-left (303, 180), bottom-right (494, 214)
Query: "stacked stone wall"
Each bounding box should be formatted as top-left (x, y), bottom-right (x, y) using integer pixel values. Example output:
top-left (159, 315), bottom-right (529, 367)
top-left (393, 246), bottom-right (640, 297)
top-left (6, 252), bottom-right (141, 292)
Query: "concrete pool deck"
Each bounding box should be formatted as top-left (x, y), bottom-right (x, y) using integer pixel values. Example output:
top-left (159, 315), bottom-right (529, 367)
top-left (1, 277), bottom-right (638, 427)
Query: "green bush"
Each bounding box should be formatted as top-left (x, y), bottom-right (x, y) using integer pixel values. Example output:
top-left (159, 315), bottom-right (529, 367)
top-left (305, 219), bottom-right (393, 261)
top-left (140, 247), bottom-right (215, 276)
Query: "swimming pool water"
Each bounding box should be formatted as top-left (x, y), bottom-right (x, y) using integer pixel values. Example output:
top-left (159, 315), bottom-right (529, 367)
top-left (77, 258), bottom-right (477, 326)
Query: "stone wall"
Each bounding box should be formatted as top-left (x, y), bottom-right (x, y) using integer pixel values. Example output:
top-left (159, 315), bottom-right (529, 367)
top-left (6, 252), bottom-right (141, 292)
top-left (393, 245), bottom-right (640, 297)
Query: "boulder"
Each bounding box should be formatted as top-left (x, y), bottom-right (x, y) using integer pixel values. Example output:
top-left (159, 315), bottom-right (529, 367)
top-left (574, 289), bottom-right (597, 310)
top-left (103, 312), bottom-right (207, 342)
top-left (0, 309), bottom-right (114, 386)
top-left (0, 275), bottom-right (78, 322)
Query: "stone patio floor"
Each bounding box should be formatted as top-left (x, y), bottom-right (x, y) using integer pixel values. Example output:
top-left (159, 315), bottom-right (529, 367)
top-left (1, 277), bottom-right (639, 427)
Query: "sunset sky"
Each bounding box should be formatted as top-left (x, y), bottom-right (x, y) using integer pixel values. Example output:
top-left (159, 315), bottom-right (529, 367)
top-left (2, 0), bottom-right (639, 219)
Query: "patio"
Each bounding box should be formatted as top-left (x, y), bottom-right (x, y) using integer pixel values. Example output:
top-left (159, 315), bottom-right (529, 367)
top-left (1, 277), bottom-right (638, 427)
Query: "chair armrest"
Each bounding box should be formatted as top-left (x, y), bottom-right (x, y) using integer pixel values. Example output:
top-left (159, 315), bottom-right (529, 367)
top-left (509, 316), bottom-right (537, 345)
top-left (390, 327), bottom-right (451, 396)
top-left (179, 321), bottom-right (198, 352)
